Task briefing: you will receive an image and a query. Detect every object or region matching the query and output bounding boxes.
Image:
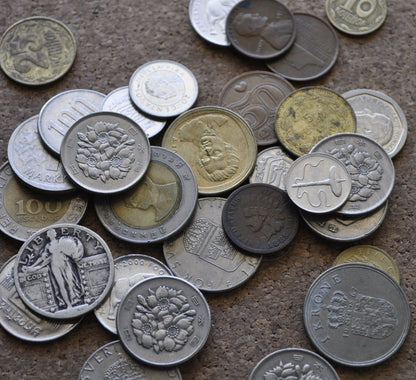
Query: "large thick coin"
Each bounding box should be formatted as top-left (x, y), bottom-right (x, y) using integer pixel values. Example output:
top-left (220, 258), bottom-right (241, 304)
top-left (0, 17), bottom-right (76, 85)
top-left (219, 70), bottom-right (295, 145)
top-left (117, 276), bottom-right (211, 367)
top-left (275, 87), bottom-right (356, 157)
top-left (303, 263), bottom-right (410, 366)
top-left (78, 340), bottom-right (182, 380)
top-left (61, 111), bottom-right (151, 194)
top-left (94, 146), bottom-right (198, 243)
top-left (14, 224), bottom-right (114, 319)
top-left (163, 197), bottom-right (262, 292)
top-left (162, 106), bottom-right (257, 194)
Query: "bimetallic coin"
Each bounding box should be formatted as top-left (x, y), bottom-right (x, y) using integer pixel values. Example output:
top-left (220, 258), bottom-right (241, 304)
top-left (129, 60), bottom-right (198, 118)
top-left (219, 70), bottom-right (295, 145)
top-left (162, 106), bottom-right (257, 195)
top-left (304, 263), bottom-right (410, 366)
top-left (117, 276), bottom-right (211, 367)
top-left (78, 340), bottom-right (182, 380)
top-left (225, 0), bottom-right (296, 59)
top-left (94, 146), bottom-right (198, 243)
top-left (0, 17), bottom-right (76, 85)
top-left (14, 224), bottom-right (115, 319)
top-left (95, 254), bottom-right (173, 334)
top-left (61, 111), bottom-right (151, 194)
top-left (163, 197), bottom-right (262, 292)
top-left (0, 256), bottom-right (82, 342)
top-left (275, 87), bottom-right (357, 157)
top-left (343, 89), bottom-right (408, 158)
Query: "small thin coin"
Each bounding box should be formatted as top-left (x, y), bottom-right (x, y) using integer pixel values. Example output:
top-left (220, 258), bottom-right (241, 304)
top-left (129, 60), bottom-right (198, 118)
top-left (117, 276), bottom-right (211, 367)
top-left (0, 16), bottom-right (76, 85)
top-left (61, 111), bottom-right (151, 194)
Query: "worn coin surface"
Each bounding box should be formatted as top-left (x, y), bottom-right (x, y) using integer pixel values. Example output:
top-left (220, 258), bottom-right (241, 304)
top-left (163, 197), bottom-right (262, 292)
top-left (343, 89), bottom-right (408, 158)
top-left (267, 12), bottom-right (339, 81)
top-left (304, 263), bottom-right (410, 366)
top-left (78, 340), bottom-right (182, 380)
top-left (94, 254), bottom-right (173, 334)
top-left (117, 275), bottom-right (211, 367)
top-left (219, 70), bottom-right (295, 145)
top-left (94, 146), bottom-right (198, 243)
top-left (14, 224), bottom-right (114, 319)
top-left (162, 106), bottom-right (257, 194)
top-left (0, 16), bottom-right (76, 85)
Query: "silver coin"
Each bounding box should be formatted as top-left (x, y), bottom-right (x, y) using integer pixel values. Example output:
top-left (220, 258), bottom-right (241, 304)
top-left (129, 60), bottom-right (198, 118)
top-left (0, 255), bottom-right (82, 342)
top-left (342, 89), bottom-right (408, 158)
top-left (94, 254), bottom-right (173, 334)
top-left (163, 197), bottom-right (262, 292)
top-left (94, 146), bottom-right (198, 243)
top-left (100, 86), bottom-right (167, 138)
top-left (60, 111), bottom-right (151, 194)
top-left (14, 223), bottom-right (115, 319)
top-left (311, 132), bottom-right (395, 215)
top-left (38, 89), bottom-right (106, 155)
top-left (249, 347), bottom-right (340, 380)
top-left (78, 340), bottom-right (182, 380)
top-left (117, 275), bottom-right (211, 367)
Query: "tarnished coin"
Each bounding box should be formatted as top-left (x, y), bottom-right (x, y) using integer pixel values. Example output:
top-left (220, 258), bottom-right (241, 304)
top-left (342, 89), bottom-right (407, 158)
top-left (275, 87), bottom-right (356, 157)
top-left (14, 224), bottom-right (114, 319)
top-left (0, 162), bottom-right (88, 242)
top-left (222, 183), bottom-right (299, 254)
top-left (117, 276), bottom-right (211, 367)
top-left (267, 12), bottom-right (339, 81)
top-left (162, 106), bottom-right (257, 195)
top-left (61, 111), bottom-right (151, 194)
top-left (326, 0), bottom-right (387, 35)
top-left (100, 86), bottom-right (166, 138)
top-left (249, 347), bottom-right (340, 380)
top-left (129, 60), bottom-right (198, 118)
top-left (303, 263), bottom-right (410, 366)
top-left (94, 146), bottom-right (198, 243)
top-left (163, 197), bottom-right (262, 292)
top-left (0, 256), bottom-right (82, 342)
top-left (285, 152), bottom-right (352, 214)
top-left (38, 89), bottom-right (106, 155)
top-left (95, 254), bottom-right (173, 334)
top-left (311, 132), bottom-right (395, 215)
top-left (219, 70), bottom-right (295, 145)
top-left (225, 0), bottom-right (296, 59)
top-left (78, 340), bottom-right (182, 380)
top-left (0, 16), bottom-right (76, 85)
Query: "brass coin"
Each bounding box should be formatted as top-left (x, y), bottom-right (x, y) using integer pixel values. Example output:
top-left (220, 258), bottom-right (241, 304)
top-left (162, 106), bottom-right (257, 195)
top-left (275, 87), bottom-right (356, 156)
top-left (0, 16), bottom-right (76, 85)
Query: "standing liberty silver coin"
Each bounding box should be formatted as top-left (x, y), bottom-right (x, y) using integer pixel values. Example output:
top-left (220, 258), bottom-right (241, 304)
top-left (117, 276), bottom-right (211, 367)
top-left (14, 224), bottom-right (115, 319)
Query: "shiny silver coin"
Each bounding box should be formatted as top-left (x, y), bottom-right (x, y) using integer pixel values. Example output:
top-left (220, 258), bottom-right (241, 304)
top-left (78, 340), bottom-right (182, 380)
top-left (94, 254), bottom-right (173, 334)
top-left (117, 275), bottom-right (211, 367)
top-left (163, 197), bottom-right (262, 292)
top-left (303, 263), bottom-right (411, 367)
top-left (94, 146), bottom-right (198, 243)
top-left (14, 224), bottom-right (114, 319)
top-left (60, 111), bottom-right (151, 194)
top-left (0, 255), bottom-right (82, 342)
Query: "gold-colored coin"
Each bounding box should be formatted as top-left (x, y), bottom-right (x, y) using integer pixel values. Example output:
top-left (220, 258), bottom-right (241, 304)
top-left (0, 17), bottom-right (76, 85)
top-left (333, 245), bottom-right (400, 283)
top-left (162, 106), bottom-right (257, 195)
top-left (275, 87), bottom-right (356, 156)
